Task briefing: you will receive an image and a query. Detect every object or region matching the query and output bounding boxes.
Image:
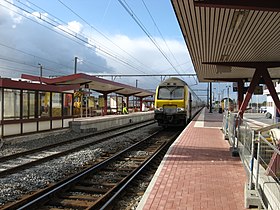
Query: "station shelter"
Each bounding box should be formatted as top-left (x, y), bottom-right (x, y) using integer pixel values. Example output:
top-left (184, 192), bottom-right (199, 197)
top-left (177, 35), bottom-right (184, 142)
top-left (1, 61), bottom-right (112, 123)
top-left (171, 0), bottom-right (280, 206)
top-left (171, 0), bottom-right (280, 117)
top-left (0, 77), bottom-right (79, 138)
top-left (0, 73), bottom-right (154, 138)
top-left (22, 73), bottom-right (154, 117)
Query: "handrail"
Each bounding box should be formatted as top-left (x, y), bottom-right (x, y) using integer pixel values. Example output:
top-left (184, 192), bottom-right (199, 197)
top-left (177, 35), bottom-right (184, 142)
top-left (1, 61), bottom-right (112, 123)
top-left (223, 112), bottom-right (280, 210)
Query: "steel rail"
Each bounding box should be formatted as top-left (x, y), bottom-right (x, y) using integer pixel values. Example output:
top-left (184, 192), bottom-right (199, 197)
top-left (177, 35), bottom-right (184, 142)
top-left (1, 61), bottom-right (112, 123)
top-left (98, 131), bottom-right (180, 210)
top-left (0, 120), bottom-right (155, 178)
top-left (0, 119), bottom-right (154, 162)
top-left (3, 129), bottom-right (180, 210)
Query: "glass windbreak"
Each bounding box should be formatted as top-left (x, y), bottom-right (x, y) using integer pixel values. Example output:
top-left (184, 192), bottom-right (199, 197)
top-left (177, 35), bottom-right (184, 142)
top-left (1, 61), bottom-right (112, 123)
top-left (52, 92), bottom-right (62, 117)
top-left (158, 86), bottom-right (184, 100)
top-left (4, 89), bottom-right (20, 120)
top-left (63, 93), bottom-right (73, 116)
top-left (38, 91), bottom-right (50, 117)
top-left (23, 90), bottom-right (35, 119)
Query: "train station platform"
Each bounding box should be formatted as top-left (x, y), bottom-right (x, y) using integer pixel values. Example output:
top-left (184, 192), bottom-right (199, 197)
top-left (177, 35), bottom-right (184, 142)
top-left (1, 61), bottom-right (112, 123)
top-left (137, 108), bottom-right (247, 210)
top-left (70, 111), bottom-right (154, 133)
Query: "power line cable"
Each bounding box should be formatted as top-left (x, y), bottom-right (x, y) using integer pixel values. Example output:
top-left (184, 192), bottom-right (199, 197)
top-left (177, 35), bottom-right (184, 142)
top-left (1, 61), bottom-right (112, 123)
top-left (1, 0), bottom-right (151, 76)
top-left (141, 0), bottom-right (184, 73)
top-left (24, 0), bottom-right (151, 75)
top-left (57, 0), bottom-right (153, 75)
top-left (117, 0), bottom-right (184, 79)
top-left (0, 42), bottom-right (73, 71)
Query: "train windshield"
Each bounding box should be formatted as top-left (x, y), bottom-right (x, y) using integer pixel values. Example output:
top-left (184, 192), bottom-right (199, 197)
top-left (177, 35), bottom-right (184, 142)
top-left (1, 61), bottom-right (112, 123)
top-left (158, 86), bottom-right (184, 100)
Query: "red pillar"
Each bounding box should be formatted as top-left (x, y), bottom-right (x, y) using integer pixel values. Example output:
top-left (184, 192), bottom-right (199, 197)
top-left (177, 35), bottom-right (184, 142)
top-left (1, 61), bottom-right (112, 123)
top-left (238, 66), bottom-right (280, 116)
top-left (238, 69), bottom-right (261, 117)
top-left (126, 97), bottom-right (129, 113)
top-left (261, 66), bottom-right (280, 113)
top-left (140, 97), bottom-right (143, 111)
top-left (103, 93), bottom-right (107, 115)
top-left (261, 67), bottom-right (280, 177)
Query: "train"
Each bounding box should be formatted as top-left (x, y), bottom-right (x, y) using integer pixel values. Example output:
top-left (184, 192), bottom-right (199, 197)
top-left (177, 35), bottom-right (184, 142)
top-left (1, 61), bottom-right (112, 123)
top-left (154, 77), bottom-right (204, 126)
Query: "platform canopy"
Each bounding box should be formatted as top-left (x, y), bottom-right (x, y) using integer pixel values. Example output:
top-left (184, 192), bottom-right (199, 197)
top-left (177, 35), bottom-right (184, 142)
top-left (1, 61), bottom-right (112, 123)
top-left (171, 0), bottom-right (280, 82)
top-left (21, 73), bottom-right (154, 98)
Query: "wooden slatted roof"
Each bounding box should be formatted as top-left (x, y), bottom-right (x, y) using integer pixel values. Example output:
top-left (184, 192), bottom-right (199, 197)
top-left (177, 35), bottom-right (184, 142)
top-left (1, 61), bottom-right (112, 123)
top-left (171, 0), bottom-right (280, 82)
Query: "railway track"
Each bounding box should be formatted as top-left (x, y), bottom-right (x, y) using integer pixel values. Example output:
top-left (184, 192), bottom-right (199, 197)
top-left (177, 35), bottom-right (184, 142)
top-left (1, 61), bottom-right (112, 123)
top-left (0, 120), bottom-right (155, 178)
top-left (3, 129), bottom-right (181, 209)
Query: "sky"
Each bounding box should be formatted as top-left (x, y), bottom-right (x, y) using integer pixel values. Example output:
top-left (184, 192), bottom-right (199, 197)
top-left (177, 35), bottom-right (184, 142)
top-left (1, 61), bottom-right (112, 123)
top-left (0, 0), bottom-right (250, 102)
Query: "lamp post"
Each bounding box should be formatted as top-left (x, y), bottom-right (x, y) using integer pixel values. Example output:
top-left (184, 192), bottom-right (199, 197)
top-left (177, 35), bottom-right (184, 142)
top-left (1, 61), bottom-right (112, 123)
top-left (38, 63), bottom-right (43, 84)
top-left (74, 56), bottom-right (78, 74)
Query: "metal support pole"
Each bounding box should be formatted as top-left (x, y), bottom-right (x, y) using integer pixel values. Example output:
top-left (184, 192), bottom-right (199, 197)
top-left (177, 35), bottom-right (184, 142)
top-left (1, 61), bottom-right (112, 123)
top-left (207, 83), bottom-right (209, 109)
top-left (255, 132), bottom-right (261, 191)
top-left (232, 114), bottom-right (239, 157)
top-left (80, 94), bottom-right (83, 118)
top-left (38, 63), bottom-right (43, 84)
top-left (236, 116), bottom-right (240, 149)
top-left (74, 56), bottom-right (78, 74)
top-left (249, 130), bottom-right (255, 190)
top-left (85, 91), bottom-right (88, 118)
top-left (209, 82), bottom-right (213, 113)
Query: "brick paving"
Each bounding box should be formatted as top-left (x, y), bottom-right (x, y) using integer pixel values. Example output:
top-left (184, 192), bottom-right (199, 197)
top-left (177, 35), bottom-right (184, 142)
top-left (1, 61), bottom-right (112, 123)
top-left (137, 108), bottom-right (247, 210)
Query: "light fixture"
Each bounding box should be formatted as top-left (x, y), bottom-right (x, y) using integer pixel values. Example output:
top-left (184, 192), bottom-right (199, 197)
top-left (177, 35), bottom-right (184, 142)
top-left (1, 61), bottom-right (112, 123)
top-left (220, 54), bottom-right (229, 61)
top-left (216, 65), bottom-right (232, 74)
top-left (230, 11), bottom-right (248, 30)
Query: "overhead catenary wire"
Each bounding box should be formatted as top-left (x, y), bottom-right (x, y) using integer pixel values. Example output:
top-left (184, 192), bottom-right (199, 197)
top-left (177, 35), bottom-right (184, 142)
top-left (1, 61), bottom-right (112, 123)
top-left (0, 56), bottom-right (70, 76)
top-left (0, 42), bottom-right (73, 72)
top-left (0, 0), bottom-right (153, 77)
top-left (0, 41), bottom-right (116, 75)
top-left (26, 0), bottom-right (154, 76)
top-left (141, 0), bottom-right (185, 74)
top-left (117, 0), bottom-right (184, 80)
top-left (57, 0), bottom-right (156, 76)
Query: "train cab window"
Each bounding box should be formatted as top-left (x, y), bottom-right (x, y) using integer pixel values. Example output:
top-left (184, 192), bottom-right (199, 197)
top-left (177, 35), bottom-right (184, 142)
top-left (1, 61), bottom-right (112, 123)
top-left (158, 87), bottom-right (184, 100)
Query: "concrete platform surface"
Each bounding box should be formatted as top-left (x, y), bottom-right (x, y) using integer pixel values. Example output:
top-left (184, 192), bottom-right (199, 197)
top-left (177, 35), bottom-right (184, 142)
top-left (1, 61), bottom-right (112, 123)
top-left (137, 108), bottom-right (247, 210)
top-left (70, 111), bottom-right (154, 133)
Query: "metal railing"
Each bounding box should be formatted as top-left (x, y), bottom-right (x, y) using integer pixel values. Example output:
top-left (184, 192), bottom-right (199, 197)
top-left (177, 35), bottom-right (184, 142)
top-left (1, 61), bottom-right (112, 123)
top-left (223, 112), bottom-right (280, 210)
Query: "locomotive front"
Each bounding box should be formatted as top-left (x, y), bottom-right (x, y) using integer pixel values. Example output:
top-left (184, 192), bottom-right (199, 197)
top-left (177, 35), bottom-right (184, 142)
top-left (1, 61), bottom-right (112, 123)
top-left (154, 78), bottom-right (188, 126)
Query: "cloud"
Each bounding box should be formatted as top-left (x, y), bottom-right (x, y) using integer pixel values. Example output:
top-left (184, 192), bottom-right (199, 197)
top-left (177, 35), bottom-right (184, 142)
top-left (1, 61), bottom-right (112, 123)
top-left (0, 1), bottom-right (205, 96)
top-left (96, 34), bottom-right (197, 89)
top-left (0, 1), bottom-right (113, 78)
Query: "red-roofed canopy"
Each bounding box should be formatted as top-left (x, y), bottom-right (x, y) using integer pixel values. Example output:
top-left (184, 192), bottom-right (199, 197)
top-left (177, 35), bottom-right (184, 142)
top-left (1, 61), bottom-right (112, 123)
top-left (21, 73), bottom-right (154, 98)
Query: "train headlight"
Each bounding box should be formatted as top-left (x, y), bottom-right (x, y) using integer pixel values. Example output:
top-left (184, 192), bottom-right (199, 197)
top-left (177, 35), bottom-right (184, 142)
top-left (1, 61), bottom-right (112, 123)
top-left (177, 107), bottom-right (185, 112)
top-left (155, 107), bottom-right (163, 112)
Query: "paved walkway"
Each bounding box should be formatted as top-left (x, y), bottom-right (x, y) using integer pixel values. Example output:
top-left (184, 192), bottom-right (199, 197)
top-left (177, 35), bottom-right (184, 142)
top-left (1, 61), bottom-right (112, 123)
top-left (137, 108), bottom-right (247, 210)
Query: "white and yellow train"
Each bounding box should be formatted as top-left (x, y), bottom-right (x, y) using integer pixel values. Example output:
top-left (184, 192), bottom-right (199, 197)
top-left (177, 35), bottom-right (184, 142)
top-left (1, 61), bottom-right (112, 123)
top-left (154, 77), bottom-right (204, 126)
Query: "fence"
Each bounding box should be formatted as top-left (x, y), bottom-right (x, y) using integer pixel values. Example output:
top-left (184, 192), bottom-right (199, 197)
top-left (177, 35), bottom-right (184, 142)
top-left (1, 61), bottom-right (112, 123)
top-left (223, 112), bottom-right (280, 210)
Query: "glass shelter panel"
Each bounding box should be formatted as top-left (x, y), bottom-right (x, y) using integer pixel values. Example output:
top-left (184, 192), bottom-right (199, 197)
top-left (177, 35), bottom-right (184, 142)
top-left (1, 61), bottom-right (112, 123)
top-left (52, 92), bottom-right (62, 117)
top-left (4, 89), bottom-right (20, 120)
top-left (23, 90), bottom-right (35, 119)
top-left (38, 91), bottom-right (50, 118)
top-left (63, 93), bottom-right (73, 116)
